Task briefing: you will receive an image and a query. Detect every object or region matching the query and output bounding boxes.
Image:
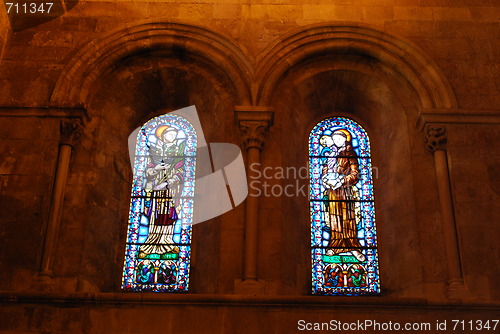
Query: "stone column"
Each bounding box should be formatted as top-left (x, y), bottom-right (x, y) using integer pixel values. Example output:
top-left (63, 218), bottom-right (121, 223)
top-left (424, 125), bottom-right (468, 299)
top-left (39, 119), bottom-right (82, 282)
top-left (234, 107), bottom-right (273, 292)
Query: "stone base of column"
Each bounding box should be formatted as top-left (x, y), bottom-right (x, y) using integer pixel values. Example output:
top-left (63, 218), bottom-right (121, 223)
top-left (234, 279), bottom-right (277, 295)
top-left (36, 271), bottom-right (55, 291)
top-left (446, 279), bottom-right (469, 300)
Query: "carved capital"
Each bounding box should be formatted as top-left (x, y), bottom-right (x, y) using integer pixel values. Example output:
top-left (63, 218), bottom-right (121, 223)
top-left (235, 107), bottom-right (274, 151)
top-left (424, 125), bottom-right (447, 152)
top-left (60, 119), bottom-right (83, 146)
top-left (239, 120), bottom-right (271, 150)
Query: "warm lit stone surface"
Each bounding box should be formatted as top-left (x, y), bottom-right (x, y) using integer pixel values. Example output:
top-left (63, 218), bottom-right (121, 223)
top-left (0, 0), bottom-right (498, 332)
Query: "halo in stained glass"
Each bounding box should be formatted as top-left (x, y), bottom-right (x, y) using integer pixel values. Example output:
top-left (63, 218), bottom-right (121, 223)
top-left (122, 114), bottom-right (197, 292)
top-left (309, 117), bottom-right (380, 295)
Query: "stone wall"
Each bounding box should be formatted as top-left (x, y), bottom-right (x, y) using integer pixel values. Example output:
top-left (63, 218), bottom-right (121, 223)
top-left (1, 1), bottom-right (499, 108)
top-left (0, 0), bottom-right (498, 333)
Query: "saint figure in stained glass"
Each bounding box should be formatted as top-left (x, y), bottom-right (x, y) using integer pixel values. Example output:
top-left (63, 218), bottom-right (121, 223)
top-left (139, 126), bottom-right (185, 257)
top-left (320, 129), bottom-right (365, 262)
top-left (310, 117), bottom-right (379, 295)
top-left (122, 114), bottom-right (196, 292)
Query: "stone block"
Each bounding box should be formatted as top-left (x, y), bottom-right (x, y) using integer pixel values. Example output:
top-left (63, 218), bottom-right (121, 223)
top-left (117, 1), bottom-right (151, 19)
top-left (431, 7), bottom-right (472, 21)
top-left (147, 3), bottom-right (180, 18)
top-left (31, 30), bottom-right (74, 47)
top-left (334, 5), bottom-right (364, 21)
top-left (394, 6), bottom-right (434, 21)
top-left (469, 6), bottom-right (500, 21)
top-left (303, 5), bottom-right (336, 21)
top-left (225, 306), bottom-right (277, 333)
top-left (67, 1), bottom-right (117, 17)
top-left (3, 45), bottom-right (72, 63)
top-left (178, 3), bottom-right (214, 19)
top-left (172, 307), bottom-right (225, 333)
top-left (0, 306), bottom-right (32, 332)
top-left (94, 17), bottom-right (122, 33)
top-left (0, 117), bottom-right (58, 141)
top-left (420, 0), bottom-right (494, 6)
top-left (362, 5), bottom-right (395, 23)
top-left (60, 16), bottom-right (98, 32)
top-left (242, 4), bottom-right (302, 21)
top-left (213, 4), bottom-right (242, 20)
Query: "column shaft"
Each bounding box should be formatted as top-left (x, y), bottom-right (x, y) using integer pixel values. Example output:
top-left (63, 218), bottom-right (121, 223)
top-left (39, 119), bottom-right (82, 278)
top-left (40, 144), bottom-right (72, 275)
top-left (243, 146), bottom-right (260, 280)
top-left (434, 150), bottom-right (463, 282)
top-left (235, 108), bottom-right (273, 284)
top-left (423, 125), bottom-right (467, 299)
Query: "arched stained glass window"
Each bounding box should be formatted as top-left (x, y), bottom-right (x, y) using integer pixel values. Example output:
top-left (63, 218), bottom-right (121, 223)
top-left (309, 117), bottom-right (380, 295)
top-left (122, 114), bottom-right (197, 292)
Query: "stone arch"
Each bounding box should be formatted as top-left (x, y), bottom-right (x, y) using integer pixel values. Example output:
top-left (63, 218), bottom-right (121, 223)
top-left (50, 21), bottom-right (254, 106)
top-left (255, 23), bottom-right (457, 109)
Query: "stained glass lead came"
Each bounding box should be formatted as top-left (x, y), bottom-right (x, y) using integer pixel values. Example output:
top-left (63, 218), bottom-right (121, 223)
top-left (309, 117), bottom-right (380, 296)
top-left (122, 114), bottom-right (197, 292)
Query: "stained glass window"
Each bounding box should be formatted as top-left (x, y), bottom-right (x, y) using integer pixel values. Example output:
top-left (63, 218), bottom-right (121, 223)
top-left (309, 117), bottom-right (380, 295)
top-left (122, 114), bottom-right (196, 292)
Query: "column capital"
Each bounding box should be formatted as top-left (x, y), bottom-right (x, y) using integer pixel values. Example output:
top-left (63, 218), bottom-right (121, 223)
top-left (423, 124), bottom-right (447, 152)
top-left (60, 119), bottom-right (83, 147)
top-left (235, 106), bottom-right (274, 150)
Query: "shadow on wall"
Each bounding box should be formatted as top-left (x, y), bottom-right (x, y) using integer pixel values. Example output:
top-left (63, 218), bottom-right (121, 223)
top-left (3, 0), bottom-right (78, 32)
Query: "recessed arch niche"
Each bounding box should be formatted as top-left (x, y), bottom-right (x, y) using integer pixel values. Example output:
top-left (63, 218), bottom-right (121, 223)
top-left (52, 22), bottom-right (249, 293)
top-left (260, 24), bottom-right (454, 296)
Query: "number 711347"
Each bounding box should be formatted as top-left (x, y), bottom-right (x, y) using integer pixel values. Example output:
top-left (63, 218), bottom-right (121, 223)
top-left (452, 320), bottom-right (499, 331)
top-left (5, 2), bottom-right (54, 14)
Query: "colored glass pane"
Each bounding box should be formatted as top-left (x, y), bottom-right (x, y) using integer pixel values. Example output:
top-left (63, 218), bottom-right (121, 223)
top-left (309, 117), bottom-right (380, 295)
top-left (122, 114), bottom-right (196, 292)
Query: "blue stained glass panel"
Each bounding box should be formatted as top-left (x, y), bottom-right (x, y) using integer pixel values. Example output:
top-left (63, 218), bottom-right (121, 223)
top-left (122, 114), bottom-right (197, 292)
top-left (309, 117), bottom-right (380, 295)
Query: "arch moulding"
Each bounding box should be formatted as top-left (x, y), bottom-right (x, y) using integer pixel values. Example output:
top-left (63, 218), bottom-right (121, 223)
top-left (255, 22), bottom-right (457, 110)
top-left (50, 21), bottom-right (254, 106)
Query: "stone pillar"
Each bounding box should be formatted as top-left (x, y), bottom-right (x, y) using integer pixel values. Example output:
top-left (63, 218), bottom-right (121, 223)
top-left (424, 125), bottom-right (468, 299)
top-left (39, 119), bottom-right (82, 283)
top-left (234, 107), bottom-right (273, 293)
